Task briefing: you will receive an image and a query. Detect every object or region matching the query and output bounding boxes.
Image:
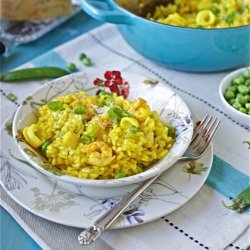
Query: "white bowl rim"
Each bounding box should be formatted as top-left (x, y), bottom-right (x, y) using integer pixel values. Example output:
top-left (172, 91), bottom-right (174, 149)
top-left (12, 71), bottom-right (194, 187)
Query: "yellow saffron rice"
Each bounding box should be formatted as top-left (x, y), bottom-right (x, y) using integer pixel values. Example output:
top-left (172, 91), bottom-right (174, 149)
top-left (146, 0), bottom-right (250, 28)
top-left (116, 0), bottom-right (250, 28)
top-left (22, 91), bottom-right (175, 180)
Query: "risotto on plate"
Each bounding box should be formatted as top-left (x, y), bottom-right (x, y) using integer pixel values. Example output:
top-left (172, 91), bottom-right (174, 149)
top-left (21, 91), bottom-right (175, 180)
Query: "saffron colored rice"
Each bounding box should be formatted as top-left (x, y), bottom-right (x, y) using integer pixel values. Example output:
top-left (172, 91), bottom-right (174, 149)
top-left (146, 0), bottom-right (250, 28)
top-left (22, 91), bottom-right (175, 180)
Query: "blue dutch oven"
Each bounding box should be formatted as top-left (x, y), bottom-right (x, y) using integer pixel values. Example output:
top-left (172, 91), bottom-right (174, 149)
top-left (80, 0), bottom-right (250, 72)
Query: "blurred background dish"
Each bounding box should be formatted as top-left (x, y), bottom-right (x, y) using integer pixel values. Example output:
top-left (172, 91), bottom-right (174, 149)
top-left (219, 67), bottom-right (250, 128)
top-left (80, 0), bottom-right (250, 72)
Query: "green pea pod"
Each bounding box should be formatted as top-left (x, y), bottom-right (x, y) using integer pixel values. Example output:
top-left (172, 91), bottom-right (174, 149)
top-left (223, 186), bottom-right (250, 212)
top-left (0, 67), bottom-right (70, 82)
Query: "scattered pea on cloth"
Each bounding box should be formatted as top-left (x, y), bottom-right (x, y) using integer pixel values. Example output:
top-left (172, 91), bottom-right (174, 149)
top-left (67, 62), bottom-right (78, 72)
top-left (6, 93), bottom-right (18, 102)
top-left (79, 53), bottom-right (92, 66)
top-left (224, 68), bottom-right (250, 115)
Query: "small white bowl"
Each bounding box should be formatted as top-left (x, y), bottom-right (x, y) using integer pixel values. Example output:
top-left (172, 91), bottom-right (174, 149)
top-left (219, 67), bottom-right (250, 128)
top-left (12, 70), bottom-right (193, 198)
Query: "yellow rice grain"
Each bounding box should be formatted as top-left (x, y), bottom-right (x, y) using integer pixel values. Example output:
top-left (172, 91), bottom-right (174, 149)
top-left (22, 91), bottom-right (175, 180)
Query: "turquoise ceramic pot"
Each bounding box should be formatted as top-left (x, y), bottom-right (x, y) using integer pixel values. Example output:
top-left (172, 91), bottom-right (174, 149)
top-left (80, 0), bottom-right (250, 72)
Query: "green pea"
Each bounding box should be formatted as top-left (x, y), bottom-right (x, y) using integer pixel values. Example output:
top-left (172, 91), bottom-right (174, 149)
top-left (79, 53), bottom-right (87, 60)
top-left (232, 76), bottom-right (245, 85)
top-left (41, 141), bottom-right (50, 152)
top-left (115, 171), bottom-right (127, 179)
top-left (79, 53), bottom-right (92, 66)
top-left (225, 12), bottom-right (235, 24)
top-left (232, 102), bottom-right (242, 110)
top-left (129, 125), bottom-right (138, 133)
top-left (245, 79), bottom-right (250, 86)
top-left (227, 86), bottom-right (237, 92)
top-left (81, 57), bottom-right (92, 66)
top-left (237, 85), bottom-right (249, 95)
top-left (80, 134), bottom-right (93, 144)
top-left (47, 101), bottom-right (64, 111)
top-left (244, 94), bottom-right (250, 102)
top-left (236, 94), bottom-right (246, 105)
top-left (239, 107), bottom-right (247, 113)
top-left (6, 93), bottom-right (18, 102)
top-left (99, 93), bottom-right (114, 106)
top-left (74, 102), bottom-right (86, 114)
top-left (229, 98), bottom-right (236, 105)
top-left (98, 91), bottom-right (113, 96)
top-left (107, 106), bottom-right (133, 121)
top-left (224, 90), bottom-right (235, 100)
top-left (67, 63), bottom-right (77, 72)
top-left (167, 126), bottom-right (174, 137)
top-left (243, 68), bottom-right (250, 79)
top-left (245, 103), bottom-right (250, 110)
top-left (211, 7), bottom-right (220, 15)
top-left (86, 123), bottom-right (99, 136)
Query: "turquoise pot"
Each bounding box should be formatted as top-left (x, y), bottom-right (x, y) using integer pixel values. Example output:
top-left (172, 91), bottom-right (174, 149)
top-left (80, 0), bottom-right (250, 72)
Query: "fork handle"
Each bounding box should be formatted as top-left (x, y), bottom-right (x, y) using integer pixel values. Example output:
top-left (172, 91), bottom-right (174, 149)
top-left (78, 155), bottom-right (186, 245)
top-left (78, 155), bottom-right (188, 245)
top-left (78, 174), bottom-right (159, 245)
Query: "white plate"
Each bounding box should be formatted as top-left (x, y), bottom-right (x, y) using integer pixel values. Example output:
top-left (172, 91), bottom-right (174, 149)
top-left (1, 117), bottom-right (213, 229)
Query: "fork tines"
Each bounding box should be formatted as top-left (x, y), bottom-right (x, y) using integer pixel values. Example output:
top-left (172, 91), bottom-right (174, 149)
top-left (190, 114), bottom-right (220, 151)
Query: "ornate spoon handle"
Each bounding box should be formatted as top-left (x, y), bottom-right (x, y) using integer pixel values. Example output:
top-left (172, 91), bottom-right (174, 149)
top-left (78, 174), bottom-right (159, 245)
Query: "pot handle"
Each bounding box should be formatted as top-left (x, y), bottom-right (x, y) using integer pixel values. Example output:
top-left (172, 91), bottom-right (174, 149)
top-left (80, 0), bottom-right (133, 24)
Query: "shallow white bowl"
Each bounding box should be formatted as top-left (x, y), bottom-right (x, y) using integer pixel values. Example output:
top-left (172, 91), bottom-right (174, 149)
top-left (219, 67), bottom-right (250, 128)
top-left (12, 70), bottom-right (193, 198)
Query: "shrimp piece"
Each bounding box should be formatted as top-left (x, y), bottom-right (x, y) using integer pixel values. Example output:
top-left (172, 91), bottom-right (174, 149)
top-left (128, 98), bottom-right (150, 121)
top-left (84, 141), bottom-right (114, 166)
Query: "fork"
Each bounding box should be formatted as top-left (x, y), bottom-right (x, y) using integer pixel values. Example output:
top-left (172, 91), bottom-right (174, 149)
top-left (78, 114), bottom-right (220, 245)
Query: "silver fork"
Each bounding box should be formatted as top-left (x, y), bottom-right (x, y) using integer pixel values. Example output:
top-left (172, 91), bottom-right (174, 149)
top-left (78, 114), bottom-right (220, 245)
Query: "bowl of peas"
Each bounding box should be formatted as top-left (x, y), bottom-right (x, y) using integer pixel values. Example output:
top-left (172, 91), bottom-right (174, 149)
top-left (219, 67), bottom-right (250, 128)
